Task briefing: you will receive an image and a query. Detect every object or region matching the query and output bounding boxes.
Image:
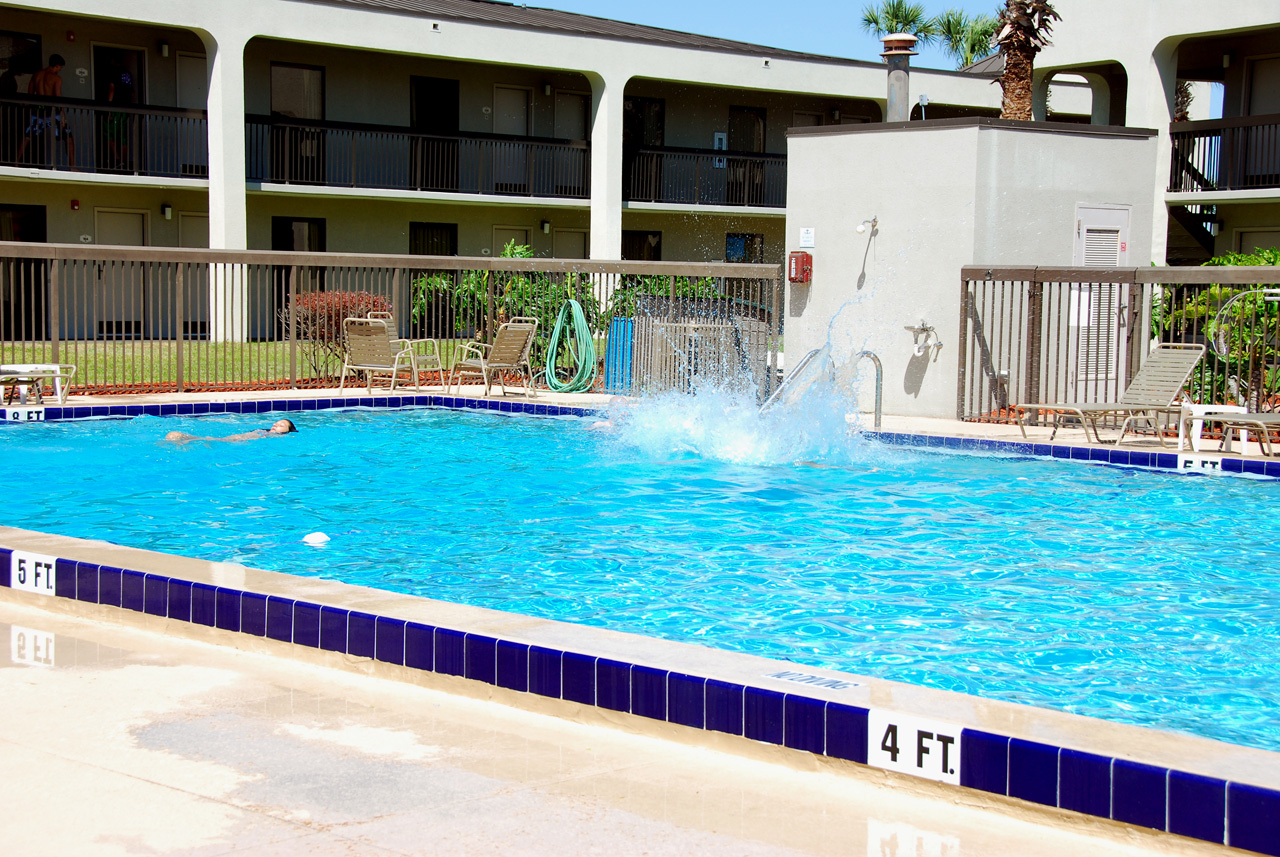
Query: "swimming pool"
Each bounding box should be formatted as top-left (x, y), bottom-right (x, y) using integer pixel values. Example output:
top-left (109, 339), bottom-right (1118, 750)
top-left (7, 402), bottom-right (1280, 751)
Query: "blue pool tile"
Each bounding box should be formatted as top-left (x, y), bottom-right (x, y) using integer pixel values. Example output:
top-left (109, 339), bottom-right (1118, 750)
top-left (464, 634), bottom-right (497, 684)
top-left (208, 402), bottom-right (225, 413)
top-left (631, 666), bottom-right (668, 721)
top-left (1265, 462), bottom-right (1280, 479)
top-left (562, 652), bottom-right (596, 705)
top-left (784, 695), bottom-right (826, 755)
top-left (529, 646), bottom-right (562, 698)
top-left (1129, 451), bottom-right (1153, 468)
top-left (176, 403), bottom-right (194, 415)
top-left (596, 658), bottom-right (631, 712)
top-left (167, 579), bottom-right (192, 622)
top-left (1008, 739), bottom-right (1059, 807)
top-left (1087, 447), bottom-right (1110, 462)
top-left (1168, 771), bottom-right (1225, 844)
top-left (90, 405), bottom-right (110, 417)
top-left (347, 612), bottom-right (376, 659)
top-left (224, 401), bottom-right (242, 413)
top-left (1109, 449), bottom-right (1132, 466)
top-left (240, 592), bottom-right (267, 635)
top-left (0, 548), bottom-right (9, 587)
top-left (667, 672), bottom-right (705, 729)
top-left (499, 400), bottom-right (512, 413)
top-left (121, 570), bottom-right (146, 611)
top-left (319, 606), bottom-right (348, 652)
top-left (434, 628), bottom-right (465, 676)
top-left (1071, 446), bottom-right (1092, 461)
top-left (1112, 759), bottom-right (1167, 830)
top-left (159, 403), bottom-right (177, 416)
top-left (372, 397), bottom-right (389, 408)
top-left (495, 641), bottom-right (529, 692)
top-left (266, 597), bottom-right (293, 641)
top-left (192, 583), bottom-right (217, 626)
top-left (960, 729), bottom-right (1009, 794)
top-left (1155, 453), bottom-right (1179, 470)
top-left (54, 559), bottom-right (76, 599)
top-left (825, 703), bottom-right (868, 763)
top-left (76, 563), bottom-right (99, 603)
top-left (293, 602), bottom-right (321, 647)
top-left (375, 617), bottom-right (406, 665)
top-left (193, 402), bottom-right (211, 415)
top-left (301, 399), bottom-right (319, 411)
top-left (1228, 782), bottom-right (1280, 856)
top-left (404, 622), bottom-right (434, 670)
top-left (743, 687), bottom-right (785, 745)
top-left (216, 588), bottom-right (242, 632)
top-left (1050, 445), bottom-right (1071, 459)
top-left (1058, 748), bottom-right (1111, 818)
top-left (143, 404), bottom-right (161, 417)
top-left (1243, 459), bottom-right (1268, 476)
top-left (1220, 458), bottom-right (1244, 474)
top-left (706, 680), bottom-right (744, 736)
top-left (143, 575), bottom-right (168, 617)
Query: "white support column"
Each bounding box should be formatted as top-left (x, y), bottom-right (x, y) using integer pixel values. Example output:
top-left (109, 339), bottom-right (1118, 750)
top-left (202, 31), bottom-right (249, 341)
top-left (588, 72), bottom-right (625, 261)
top-left (1143, 44), bottom-right (1179, 264)
top-left (205, 31), bottom-right (248, 251)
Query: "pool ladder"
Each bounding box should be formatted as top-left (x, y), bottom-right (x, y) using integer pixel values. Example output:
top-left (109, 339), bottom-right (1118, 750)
top-left (759, 348), bottom-right (882, 430)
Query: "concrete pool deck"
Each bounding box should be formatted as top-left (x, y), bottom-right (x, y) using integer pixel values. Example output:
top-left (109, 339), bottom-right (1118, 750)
top-left (0, 598), bottom-right (1235, 857)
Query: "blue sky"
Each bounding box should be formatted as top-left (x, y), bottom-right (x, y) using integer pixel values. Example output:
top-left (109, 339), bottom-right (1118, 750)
top-left (536, 0), bottom-right (1006, 70)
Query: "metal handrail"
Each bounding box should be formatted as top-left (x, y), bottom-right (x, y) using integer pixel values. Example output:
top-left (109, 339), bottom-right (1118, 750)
top-left (759, 348), bottom-right (819, 413)
top-left (853, 350), bottom-right (883, 429)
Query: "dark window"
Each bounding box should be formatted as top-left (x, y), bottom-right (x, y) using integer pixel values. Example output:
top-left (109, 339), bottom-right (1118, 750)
top-left (726, 233), bottom-right (764, 264)
top-left (409, 222), bottom-right (458, 256)
top-left (270, 216), bottom-right (326, 339)
top-left (0, 204), bottom-right (47, 340)
top-left (622, 230), bottom-right (662, 262)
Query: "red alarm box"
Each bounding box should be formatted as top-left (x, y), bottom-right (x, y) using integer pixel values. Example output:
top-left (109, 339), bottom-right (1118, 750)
top-left (788, 251), bottom-right (812, 284)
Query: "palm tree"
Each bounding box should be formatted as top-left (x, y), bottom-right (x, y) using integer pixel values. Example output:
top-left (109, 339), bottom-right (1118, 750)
top-left (993, 0), bottom-right (1061, 120)
top-left (934, 8), bottom-right (1000, 69)
top-left (860, 0), bottom-right (939, 45)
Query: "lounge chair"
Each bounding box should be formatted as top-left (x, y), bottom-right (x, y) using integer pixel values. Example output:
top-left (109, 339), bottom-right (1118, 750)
top-left (449, 316), bottom-right (539, 397)
top-left (1016, 343), bottom-right (1206, 445)
top-left (1, 363), bottom-right (76, 405)
top-left (1188, 410), bottom-right (1280, 457)
top-left (339, 316), bottom-right (437, 393)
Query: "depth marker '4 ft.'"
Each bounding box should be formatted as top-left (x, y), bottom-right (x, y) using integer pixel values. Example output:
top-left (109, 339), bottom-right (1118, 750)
top-left (867, 710), bottom-right (962, 785)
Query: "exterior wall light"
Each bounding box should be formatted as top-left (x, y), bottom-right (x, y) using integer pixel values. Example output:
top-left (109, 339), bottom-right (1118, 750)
top-left (161, 204), bottom-right (173, 220)
top-left (856, 216), bottom-right (878, 234)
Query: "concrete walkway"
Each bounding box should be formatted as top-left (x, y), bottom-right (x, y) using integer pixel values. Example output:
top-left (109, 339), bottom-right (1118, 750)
top-left (0, 600), bottom-right (1229, 857)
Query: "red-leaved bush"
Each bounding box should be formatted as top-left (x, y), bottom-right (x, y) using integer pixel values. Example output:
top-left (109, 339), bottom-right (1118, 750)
top-left (281, 290), bottom-right (393, 375)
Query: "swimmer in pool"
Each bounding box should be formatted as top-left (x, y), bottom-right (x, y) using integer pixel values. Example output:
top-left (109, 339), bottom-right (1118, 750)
top-left (165, 418), bottom-right (298, 444)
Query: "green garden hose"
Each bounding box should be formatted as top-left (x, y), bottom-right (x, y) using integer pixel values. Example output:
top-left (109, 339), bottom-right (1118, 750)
top-left (544, 299), bottom-right (597, 393)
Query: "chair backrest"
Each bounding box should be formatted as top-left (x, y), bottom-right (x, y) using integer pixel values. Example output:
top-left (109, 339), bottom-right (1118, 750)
top-left (1118, 343), bottom-right (1206, 408)
top-left (488, 318), bottom-right (538, 367)
top-left (344, 317), bottom-right (397, 367)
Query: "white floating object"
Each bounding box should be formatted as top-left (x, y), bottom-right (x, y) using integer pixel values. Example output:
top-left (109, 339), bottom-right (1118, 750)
top-left (302, 532), bottom-right (331, 546)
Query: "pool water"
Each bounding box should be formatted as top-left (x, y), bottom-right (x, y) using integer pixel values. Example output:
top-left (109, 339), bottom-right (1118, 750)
top-left (6, 402), bottom-right (1280, 751)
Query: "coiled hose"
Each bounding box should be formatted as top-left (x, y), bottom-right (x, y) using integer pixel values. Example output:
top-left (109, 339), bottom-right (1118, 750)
top-left (544, 299), bottom-right (598, 393)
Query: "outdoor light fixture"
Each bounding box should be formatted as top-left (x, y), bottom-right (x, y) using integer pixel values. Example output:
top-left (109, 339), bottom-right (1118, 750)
top-left (70, 199), bottom-right (79, 211)
top-left (544, 84), bottom-right (552, 96)
top-left (161, 204), bottom-right (173, 220)
top-left (159, 41), bottom-right (170, 57)
top-left (856, 216), bottom-right (878, 234)
top-left (541, 220), bottom-right (551, 234)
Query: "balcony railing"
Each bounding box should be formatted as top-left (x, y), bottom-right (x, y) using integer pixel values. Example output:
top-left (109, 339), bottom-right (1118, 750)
top-left (0, 94), bottom-right (208, 178)
top-left (245, 115), bottom-right (590, 199)
top-left (626, 146), bottom-right (787, 208)
top-left (1169, 113), bottom-right (1280, 193)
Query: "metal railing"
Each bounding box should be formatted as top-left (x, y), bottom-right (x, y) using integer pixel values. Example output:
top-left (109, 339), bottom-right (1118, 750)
top-left (245, 116), bottom-right (591, 198)
top-left (0, 94), bottom-right (208, 178)
top-left (1169, 114), bottom-right (1280, 193)
top-left (626, 147), bottom-right (787, 208)
top-left (958, 265), bottom-right (1280, 424)
top-left (0, 242), bottom-right (780, 397)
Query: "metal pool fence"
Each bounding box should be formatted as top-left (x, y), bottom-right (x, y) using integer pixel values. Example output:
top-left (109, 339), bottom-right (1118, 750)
top-left (958, 265), bottom-right (1280, 424)
top-left (0, 242), bottom-right (781, 397)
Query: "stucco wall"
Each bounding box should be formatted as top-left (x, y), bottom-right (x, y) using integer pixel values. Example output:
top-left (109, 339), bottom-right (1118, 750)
top-left (784, 119), bottom-right (1157, 419)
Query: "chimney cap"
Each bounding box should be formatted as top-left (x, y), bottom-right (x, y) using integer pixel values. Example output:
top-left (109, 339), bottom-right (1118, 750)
top-left (881, 32), bottom-right (919, 56)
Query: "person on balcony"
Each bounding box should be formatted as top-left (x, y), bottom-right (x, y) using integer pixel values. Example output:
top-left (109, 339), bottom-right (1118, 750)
top-left (17, 54), bottom-right (75, 167)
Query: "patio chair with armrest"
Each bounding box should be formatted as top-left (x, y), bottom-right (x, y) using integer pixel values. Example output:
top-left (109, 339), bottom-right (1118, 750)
top-left (1188, 410), bottom-right (1280, 457)
top-left (338, 316), bottom-right (425, 393)
top-left (1, 363), bottom-right (77, 405)
top-left (449, 316), bottom-right (539, 398)
top-left (1016, 343), bottom-right (1206, 445)
top-left (367, 311), bottom-right (444, 388)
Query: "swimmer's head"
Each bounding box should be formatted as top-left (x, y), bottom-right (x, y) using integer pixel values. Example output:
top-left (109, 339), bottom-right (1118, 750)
top-left (271, 419), bottom-right (298, 434)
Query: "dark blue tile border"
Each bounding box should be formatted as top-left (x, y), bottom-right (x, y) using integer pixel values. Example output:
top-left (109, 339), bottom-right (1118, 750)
top-left (1228, 782), bottom-right (1280, 855)
top-left (1168, 771), bottom-right (1224, 844)
top-left (743, 686), bottom-right (784, 745)
top-left (1059, 748), bottom-right (1110, 818)
top-left (960, 729), bottom-right (1008, 795)
top-left (1112, 759), bottom-right (1167, 830)
top-left (1008, 739), bottom-right (1058, 807)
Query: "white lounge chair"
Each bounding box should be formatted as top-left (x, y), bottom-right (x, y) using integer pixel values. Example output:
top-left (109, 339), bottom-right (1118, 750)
top-left (0, 363), bottom-right (76, 405)
top-left (1017, 343), bottom-right (1206, 445)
